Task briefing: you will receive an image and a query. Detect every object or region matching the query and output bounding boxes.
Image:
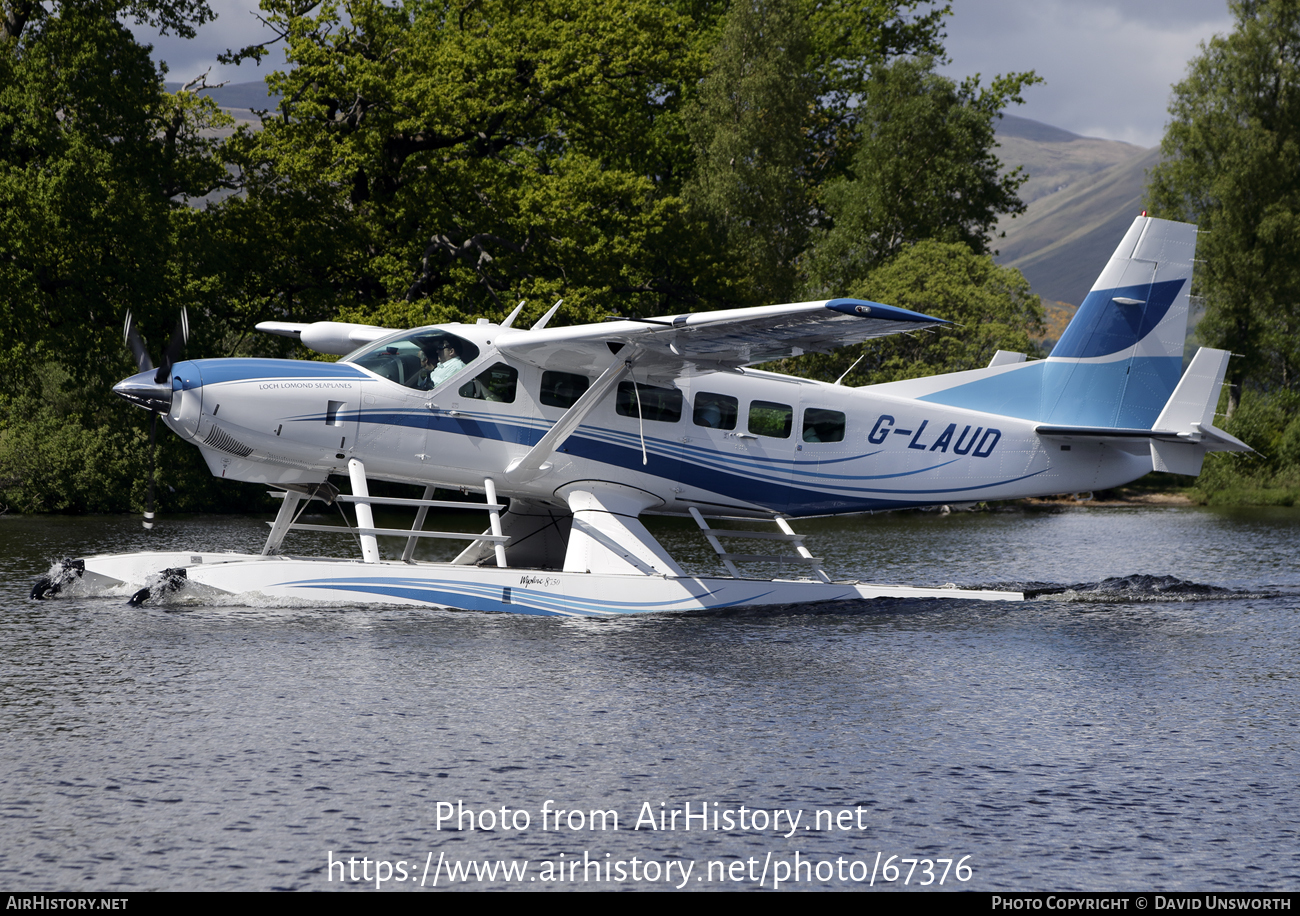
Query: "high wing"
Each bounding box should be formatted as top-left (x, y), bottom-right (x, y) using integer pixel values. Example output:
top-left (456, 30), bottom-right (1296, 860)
top-left (493, 298), bottom-right (946, 377)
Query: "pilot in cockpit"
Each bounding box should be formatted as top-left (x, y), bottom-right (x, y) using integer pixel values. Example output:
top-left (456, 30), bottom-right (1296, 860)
top-left (416, 339), bottom-right (466, 390)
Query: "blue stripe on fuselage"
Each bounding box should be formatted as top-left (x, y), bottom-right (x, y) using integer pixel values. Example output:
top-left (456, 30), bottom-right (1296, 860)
top-left (193, 358), bottom-right (369, 386)
top-left (339, 408), bottom-right (1038, 514)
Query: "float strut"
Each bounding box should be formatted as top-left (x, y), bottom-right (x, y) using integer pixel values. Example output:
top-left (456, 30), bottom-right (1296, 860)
top-left (348, 458), bottom-right (381, 563)
top-left (263, 490), bottom-right (304, 556)
top-left (484, 478), bottom-right (508, 568)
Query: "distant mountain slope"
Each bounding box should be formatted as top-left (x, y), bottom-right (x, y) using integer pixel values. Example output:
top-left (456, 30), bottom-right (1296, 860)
top-left (166, 80), bottom-right (276, 113)
top-left (995, 114), bottom-right (1148, 208)
top-left (992, 114), bottom-right (1157, 307)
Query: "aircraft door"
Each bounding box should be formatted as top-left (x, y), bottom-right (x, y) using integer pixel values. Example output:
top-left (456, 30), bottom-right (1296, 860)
top-left (353, 384), bottom-right (431, 479)
top-left (793, 396), bottom-right (854, 515)
top-left (424, 359), bottom-right (529, 475)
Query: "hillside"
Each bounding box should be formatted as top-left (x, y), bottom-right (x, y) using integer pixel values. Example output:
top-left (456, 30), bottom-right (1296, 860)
top-left (992, 114), bottom-right (1158, 308)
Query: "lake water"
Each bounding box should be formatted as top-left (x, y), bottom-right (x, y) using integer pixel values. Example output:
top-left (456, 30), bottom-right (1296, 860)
top-left (2, 506), bottom-right (1298, 891)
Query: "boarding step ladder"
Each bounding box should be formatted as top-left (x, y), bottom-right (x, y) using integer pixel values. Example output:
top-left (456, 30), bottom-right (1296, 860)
top-left (688, 507), bottom-right (832, 583)
top-left (262, 460), bottom-right (509, 566)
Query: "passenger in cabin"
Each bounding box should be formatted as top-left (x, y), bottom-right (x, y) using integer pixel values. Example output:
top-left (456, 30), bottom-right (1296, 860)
top-left (417, 339), bottom-right (466, 389)
top-left (696, 402), bottom-right (724, 429)
top-left (415, 346), bottom-right (438, 386)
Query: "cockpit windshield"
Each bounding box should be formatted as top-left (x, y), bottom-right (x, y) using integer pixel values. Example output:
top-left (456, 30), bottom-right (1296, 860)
top-left (345, 331), bottom-right (481, 390)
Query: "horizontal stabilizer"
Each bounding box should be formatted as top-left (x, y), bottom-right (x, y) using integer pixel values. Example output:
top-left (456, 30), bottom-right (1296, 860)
top-left (1037, 346), bottom-right (1251, 475)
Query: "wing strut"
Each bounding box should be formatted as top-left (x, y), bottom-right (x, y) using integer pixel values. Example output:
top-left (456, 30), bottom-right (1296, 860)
top-left (505, 352), bottom-right (636, 483)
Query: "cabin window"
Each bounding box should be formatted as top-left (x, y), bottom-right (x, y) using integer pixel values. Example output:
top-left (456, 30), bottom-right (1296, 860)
top-left (748, 400), bottom-right (792, 438)
top-left (802, 408), bottom-right (846, 443)
top-left (460, 362), bottom-right (518, 402)
top-left (693, 392), bottom-right (738, 430)
top-left (348, 331), bottom-right (480, 390)
top-left (540, 370), bottom-right (590, 409)
top-left (616, 381), bottom-right (682, 423)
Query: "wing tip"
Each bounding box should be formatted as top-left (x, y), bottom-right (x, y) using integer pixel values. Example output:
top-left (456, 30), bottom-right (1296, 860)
top-left (824, 298), bottom-right (948, 324)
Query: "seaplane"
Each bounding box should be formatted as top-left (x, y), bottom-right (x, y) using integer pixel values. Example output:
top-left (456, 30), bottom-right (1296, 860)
top-left (32, 216), bottom-right (1250, 615)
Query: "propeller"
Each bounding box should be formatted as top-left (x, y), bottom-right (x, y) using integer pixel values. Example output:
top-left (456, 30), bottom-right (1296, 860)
top-left (114, 308), bottom-right (189, 529)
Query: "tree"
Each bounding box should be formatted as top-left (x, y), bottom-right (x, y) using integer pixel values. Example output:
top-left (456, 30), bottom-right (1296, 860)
top-left (2, 0), bottom-right (213, 44)
top-left (228, 0), bottom-right (961, 327)
top-left (225, 0), bottom-right (725, 329)
top-left (776, 240), bottom-right (1044, 385)
top-left (1147, 0), bottom-right (1300, 417)
top-left (0, 0), bottom-right (256, 514)
top-left (683, 0), bottom-right (815, 305)
top-left (0, 0), bottom-right (231, 398)
top-left (681, 0), bottom-right (949, 306)
top-left (801, 56), bottom-right (1038, 296)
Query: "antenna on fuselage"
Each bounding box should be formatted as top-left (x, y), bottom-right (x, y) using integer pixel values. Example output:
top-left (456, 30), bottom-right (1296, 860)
top-left (500, 300), bottom-right (526, 329)
top-left (531, 299), bottom-right (564, 331)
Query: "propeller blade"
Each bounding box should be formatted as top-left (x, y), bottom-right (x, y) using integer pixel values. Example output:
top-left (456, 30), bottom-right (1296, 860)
top-left (154, 306), bottom-right (189, 384)
top-left (123, 310), bottom-right (154, 374)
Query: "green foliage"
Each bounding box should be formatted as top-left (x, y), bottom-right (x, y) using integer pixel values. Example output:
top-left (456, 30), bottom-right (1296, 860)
top-left (683, 0), bottom-right (815, 304)
top-left (777, 240), bottom-right (1044, 385)
top-left (1, 0), bottom-right (214, 44)
top-left (801, 56), bottom-right (1039, 295)
top-left (0, 400), bottom-right (146, 514)
top-left (0, 362), bottom-right (272, 514)
top-left (1147, 0), bottom-right (1300, 413)
top-left (0, 0), bottom-right (1050, 514)
top-left (0, 0), bottom-right (278, 515)
top-left (231, 0), bottom-right (968, 324)
top-left (681, 0), bottom-right (961, 306)
top-left (1191, 389), bottom-right (1300, 505)
top-left (226, 0), bottom-right (724, 326)
top-left (0, 0), bottom-right (234, 403)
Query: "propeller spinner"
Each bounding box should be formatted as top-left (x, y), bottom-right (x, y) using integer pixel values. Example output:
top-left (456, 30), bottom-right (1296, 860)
top-left (114, 308), bottom-right (189, 412)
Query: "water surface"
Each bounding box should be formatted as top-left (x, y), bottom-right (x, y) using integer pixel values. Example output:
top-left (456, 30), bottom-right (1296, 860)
top-left (2, 506), bottom-right (1297, 891)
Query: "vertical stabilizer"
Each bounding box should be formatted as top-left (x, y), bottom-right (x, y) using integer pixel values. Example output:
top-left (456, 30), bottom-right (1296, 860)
top-left (909, 216), bottom-right (1200, 431)
top-left (1042, 216), bottom-right (1198, 428)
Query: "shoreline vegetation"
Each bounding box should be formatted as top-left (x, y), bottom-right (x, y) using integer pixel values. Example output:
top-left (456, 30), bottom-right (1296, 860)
top-left (5, 3), bottom-right (1300, 517)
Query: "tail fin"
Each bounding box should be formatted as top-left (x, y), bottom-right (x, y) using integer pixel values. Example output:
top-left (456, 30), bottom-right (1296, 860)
top-left (899, 215), bottom-right (1200, 429)
top-left (1041, 216), bottom-right (1198, 428)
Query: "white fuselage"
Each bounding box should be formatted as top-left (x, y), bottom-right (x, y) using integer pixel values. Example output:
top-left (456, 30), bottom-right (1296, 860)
top-left (164, 335), bottom-right (1149, 518)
